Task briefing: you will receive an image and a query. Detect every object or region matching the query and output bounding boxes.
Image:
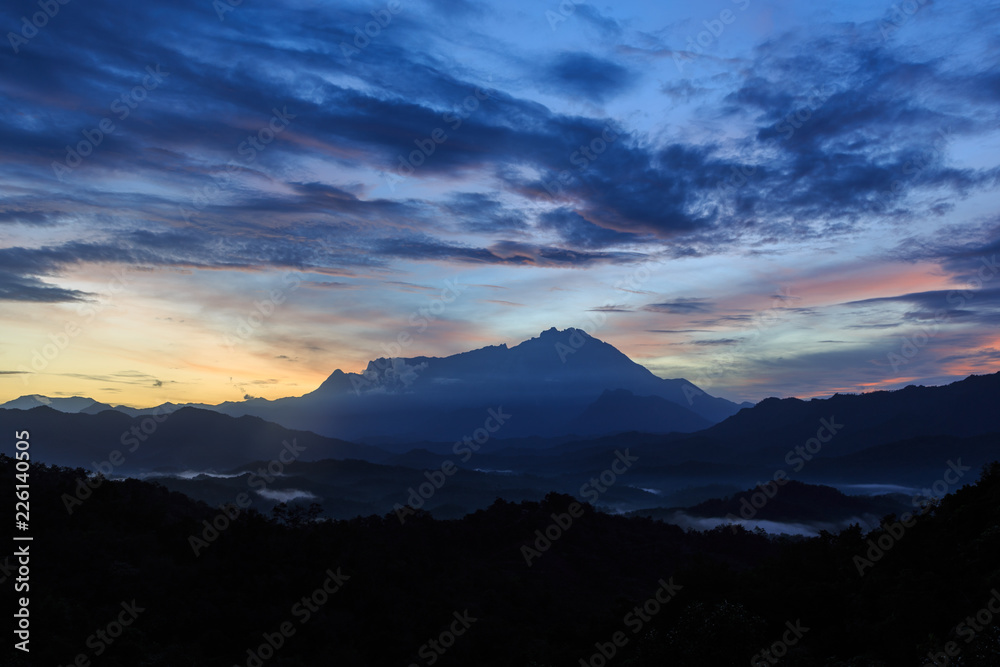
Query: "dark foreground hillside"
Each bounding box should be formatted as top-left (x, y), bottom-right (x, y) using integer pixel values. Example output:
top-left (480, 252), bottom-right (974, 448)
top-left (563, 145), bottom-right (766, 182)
top-left (2, 455), bottom-right (999, 667)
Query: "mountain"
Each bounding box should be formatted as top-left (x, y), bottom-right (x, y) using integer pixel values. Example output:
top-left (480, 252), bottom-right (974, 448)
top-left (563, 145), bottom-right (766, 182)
top-left (0, 405), bottom-right (388, 472)
top-left (0, 329), bottom-right (748, 444)
top-left (0, 394), bottom-right (115, 413)
top-left (570, 388), bottom-right (713, 436)
top-left (690, 371), bottom-right (1000, 462)
top-left (201, 327), bottom-right (750, 444)
top-left (525, 371), bottom-right (1000, 472)
top-left (442, 372), bottom-right (1000, 497)
top-left (678, 480), bottom-right (911, 524)
top-left (801, 432), bottom-right (1000, 485)
top-left (5, 369), bottom-right (999, 522)
top-left (79, 400), bottom-right (119, 414)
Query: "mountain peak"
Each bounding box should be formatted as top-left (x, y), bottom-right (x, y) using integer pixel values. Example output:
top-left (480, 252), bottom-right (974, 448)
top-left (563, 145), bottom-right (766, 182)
top-left (538, 326), bottom-right (591, 339)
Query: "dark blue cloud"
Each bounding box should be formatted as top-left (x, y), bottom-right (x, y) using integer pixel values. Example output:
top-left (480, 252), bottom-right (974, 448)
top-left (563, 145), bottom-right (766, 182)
top-left (644, 299), bottom-right (714, 314)
top-left (0, 209), bottom-right (61, 226)
top-left (1, 0), bottom-right (998, 300)
top-left (843, 287), bottom-right (1000, 327)
top-left (718, 27), bottom-right (1000, 228)
top-left (537, 208), bottom-right (640, 248)
top-left (443, 193), bottom-right (527, 233)
top-left (541, 52), bottom-right (635, 102)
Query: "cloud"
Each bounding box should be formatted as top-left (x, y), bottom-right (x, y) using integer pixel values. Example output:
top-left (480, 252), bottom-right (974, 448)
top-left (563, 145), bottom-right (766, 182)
top-left (0, 209), bottom-right (63, 226)
top-left (1, 0), bottom-right (997, 274)
top-left (0, 273), bottom-right (91, 303)
top-left (541, 52), bottom-right (635, 102)
top-left (692, 338), bottom-right (740, 346)
top-left (301, 281), bottom-right (359, 290)
top-left (538, 208), bottom-right (640, 248)
top-left (484, 299), bottom-right (524, 307)
top-left (443, 193), bottom-right (527, 233)
top-left (486, 240), bottom-right (645, 266)
top-left (716, 23), bottom-right (1000, 229)
top-left (0, 245), bottom-right (102, 303)
top-left (574, 5), bottom-right (622, 36)
top-left (845, 322), bottom-right (903, 330)
top-left (2, 0), bottom-right (1000, 406)
top-left (887, 222), bottom-right (1000, 283)
top-left (256, 488), bottom-right (319, 502)
top-left (647, 329), bottom-right (713, 334)
top-left (61, 371), bottom-right (166, 387)
top-left (845, 288), bottom-right (1000, 311)
top-left (644, 298), bottom-right (714, 314)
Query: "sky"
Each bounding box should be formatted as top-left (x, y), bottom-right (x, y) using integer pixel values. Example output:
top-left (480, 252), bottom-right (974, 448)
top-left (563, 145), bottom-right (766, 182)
top-left (1, 0), bottom-right (999, 408)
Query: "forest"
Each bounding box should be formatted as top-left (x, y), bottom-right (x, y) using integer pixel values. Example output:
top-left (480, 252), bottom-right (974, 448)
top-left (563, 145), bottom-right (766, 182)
top-left (3, 454), bottom-right (999, 667)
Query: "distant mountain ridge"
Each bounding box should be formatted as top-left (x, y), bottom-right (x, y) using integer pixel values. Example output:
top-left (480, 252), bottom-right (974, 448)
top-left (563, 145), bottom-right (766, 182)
top-left (0, 394), bottom-right (118, 414)
top-left (447, 371), bottom-right (1000, 487)
top-left (0, 405), bottom-right (387, 471)
top-left (693, 371), bottom-right (1000, 461)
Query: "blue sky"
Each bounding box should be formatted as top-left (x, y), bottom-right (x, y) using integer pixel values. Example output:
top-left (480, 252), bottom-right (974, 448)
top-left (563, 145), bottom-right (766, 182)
top-left (1, 0), bottom-right (999, 406)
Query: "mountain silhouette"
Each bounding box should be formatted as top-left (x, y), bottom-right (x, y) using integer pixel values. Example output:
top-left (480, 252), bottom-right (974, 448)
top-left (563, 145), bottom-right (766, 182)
top-left (0, 405), bottom-right (386, 471)
top-left (691, 371), bottom-right (1000, 462)
top-left (202, 327), bottom-right (749, 443)
top-left (570, 388), bottom-right (713, 436)
top-left (496, 372), bottom-right (1000, 492)
top-left (4, 328), bottom-right (746, 444)
top-left (0, 394), bottom-right (114, 413)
